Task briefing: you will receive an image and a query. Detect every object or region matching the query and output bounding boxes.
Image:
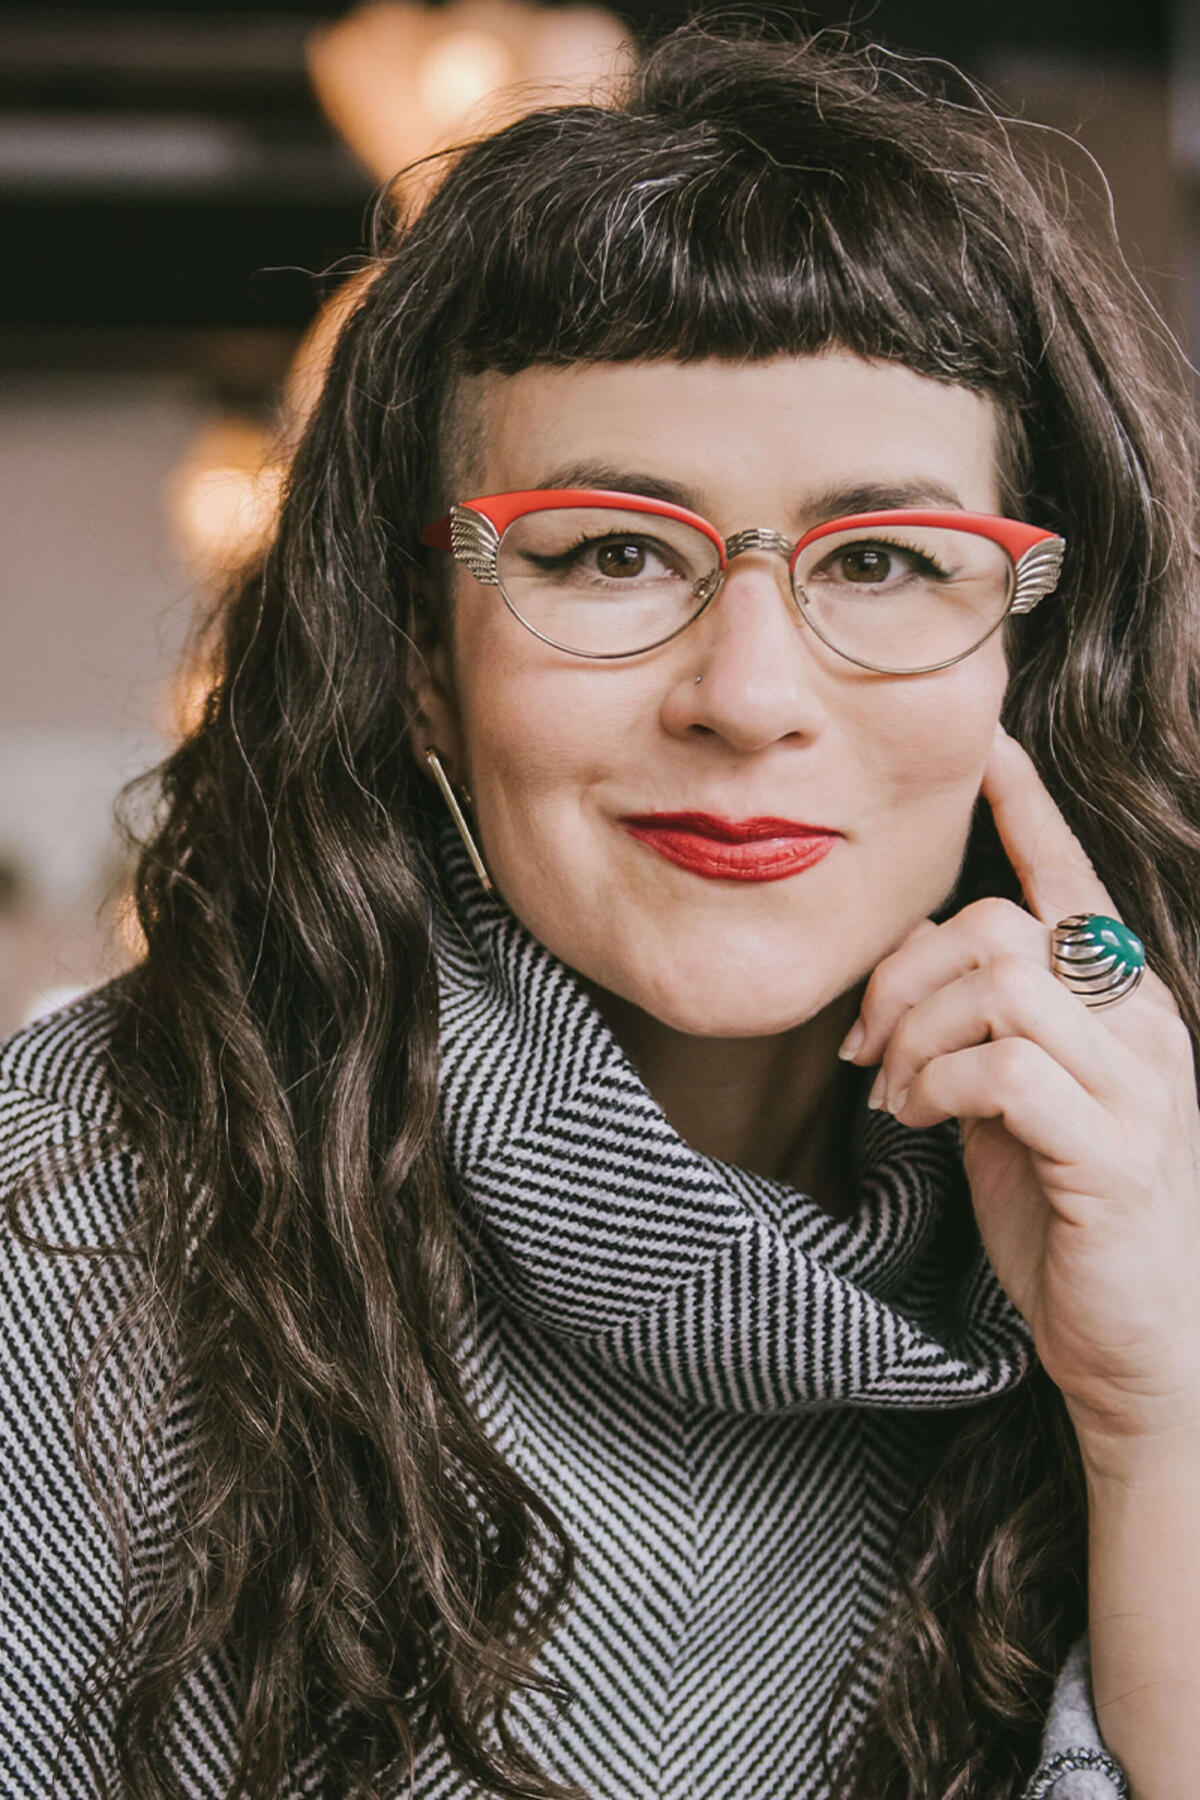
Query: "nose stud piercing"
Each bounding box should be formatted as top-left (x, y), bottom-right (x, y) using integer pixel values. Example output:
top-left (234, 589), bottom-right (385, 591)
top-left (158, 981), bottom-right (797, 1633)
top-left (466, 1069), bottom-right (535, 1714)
top-left (694, 674), bottom-right (703, 684)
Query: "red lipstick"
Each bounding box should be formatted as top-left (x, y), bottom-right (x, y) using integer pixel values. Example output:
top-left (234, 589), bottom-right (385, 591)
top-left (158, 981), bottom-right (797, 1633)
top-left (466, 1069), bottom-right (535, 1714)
top-left (620, 812), bottom-right (839, 883)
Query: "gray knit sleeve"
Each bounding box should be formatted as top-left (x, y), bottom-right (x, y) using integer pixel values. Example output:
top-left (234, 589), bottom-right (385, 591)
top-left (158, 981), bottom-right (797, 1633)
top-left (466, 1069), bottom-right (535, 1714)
top-left (0, 993), bottom-right (168, 1796)
top-left (0, 1074), bottom-right (126, 1791)
top-left (1023, 1636), bottom-right (1129, 1799)
top-left (0, 997), bottom-right (315, 1800)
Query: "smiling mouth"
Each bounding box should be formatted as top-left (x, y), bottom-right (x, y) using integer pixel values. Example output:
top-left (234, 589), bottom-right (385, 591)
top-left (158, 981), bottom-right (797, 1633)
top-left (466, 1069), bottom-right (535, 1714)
top-left (619, 812), bottom-right (840, 883)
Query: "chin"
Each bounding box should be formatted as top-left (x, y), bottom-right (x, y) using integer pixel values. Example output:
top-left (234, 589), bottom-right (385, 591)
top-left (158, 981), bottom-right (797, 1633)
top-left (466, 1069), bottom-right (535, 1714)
top-left (603, 959), bottom-right (839, 1040)
top-left (651, 1001), bottom-right (823, 1039)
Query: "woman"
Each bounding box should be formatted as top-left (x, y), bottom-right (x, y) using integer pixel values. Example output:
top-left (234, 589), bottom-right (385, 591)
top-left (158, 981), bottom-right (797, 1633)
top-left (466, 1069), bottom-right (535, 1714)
top-left (2, 21), bottom-right (1199, 1800)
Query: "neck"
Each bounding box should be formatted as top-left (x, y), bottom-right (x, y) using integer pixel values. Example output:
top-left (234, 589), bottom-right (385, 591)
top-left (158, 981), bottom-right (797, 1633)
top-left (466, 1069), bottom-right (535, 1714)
top-left (585, 982), bottom-right (868, 1211)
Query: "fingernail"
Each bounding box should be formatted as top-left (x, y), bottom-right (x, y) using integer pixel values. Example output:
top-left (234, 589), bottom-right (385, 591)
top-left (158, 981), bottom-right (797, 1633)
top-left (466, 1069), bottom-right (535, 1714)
top-left (889, 1086), bottom-right (909, 1116)
top-left (867, 1068), bottom-right (887, 1109)
top-left (838, 1020), bottom-right (866, 1061)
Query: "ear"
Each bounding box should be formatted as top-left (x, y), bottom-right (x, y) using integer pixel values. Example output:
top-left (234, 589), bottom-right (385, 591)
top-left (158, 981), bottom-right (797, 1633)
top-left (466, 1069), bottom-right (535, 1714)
top-left (407, 570), bottom-right (465, 780)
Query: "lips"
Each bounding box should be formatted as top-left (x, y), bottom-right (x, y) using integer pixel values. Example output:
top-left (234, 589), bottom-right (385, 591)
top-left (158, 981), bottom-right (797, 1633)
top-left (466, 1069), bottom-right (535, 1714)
top-left (620, 811), bottom-right (840, 883)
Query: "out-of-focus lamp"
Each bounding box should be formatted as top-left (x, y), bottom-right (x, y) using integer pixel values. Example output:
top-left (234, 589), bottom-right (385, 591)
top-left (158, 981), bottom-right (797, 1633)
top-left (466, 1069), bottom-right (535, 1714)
top-left (419, 27), bottom-right (516, 128)
top-left (165, 417), bottom-right (282, 581)
top-left (308, 0), bottom-right (628, 189)
top-left (162, 417), bottom-right (283, 735)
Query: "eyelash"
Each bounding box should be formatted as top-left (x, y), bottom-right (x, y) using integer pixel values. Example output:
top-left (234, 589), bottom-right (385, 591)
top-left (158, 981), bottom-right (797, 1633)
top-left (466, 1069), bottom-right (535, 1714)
top-left (524, 532), bottom-right (682, 569)
top-left (521, 530), bottom-right (953, 581)
top-left (820, 537), bottom-right (950, 577)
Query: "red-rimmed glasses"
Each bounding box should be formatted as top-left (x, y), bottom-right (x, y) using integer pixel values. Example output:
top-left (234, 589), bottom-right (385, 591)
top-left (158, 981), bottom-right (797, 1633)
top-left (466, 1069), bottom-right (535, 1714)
top-left (420, 489), bottom-right (1065, 675)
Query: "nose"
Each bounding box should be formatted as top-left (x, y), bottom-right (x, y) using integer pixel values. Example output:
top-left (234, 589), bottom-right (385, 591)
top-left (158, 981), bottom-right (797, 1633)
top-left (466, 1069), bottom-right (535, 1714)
top-left (663, 552), bottom-right (833, 753)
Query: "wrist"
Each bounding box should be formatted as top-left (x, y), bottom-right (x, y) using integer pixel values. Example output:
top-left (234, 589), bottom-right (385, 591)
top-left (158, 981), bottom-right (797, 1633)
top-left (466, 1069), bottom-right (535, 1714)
top-left (1072, 1415), bottom-right (1200, 1492)
top-left (1064, 1366), bottom-right (1200, 1488)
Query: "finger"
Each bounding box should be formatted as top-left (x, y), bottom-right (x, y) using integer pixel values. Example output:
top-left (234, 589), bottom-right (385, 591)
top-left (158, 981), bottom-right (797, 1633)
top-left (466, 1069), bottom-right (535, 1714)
top-left (841, 895), bottom-right (1046, 1065)
top-left (981, 726), bottom-right (1115, 927)
top-left (892, 1037), bottom-right (1115, 1176)
top-left (982, 728), bottom-right (1183, 1020)
top-left (875, 954), bottom-right (1141, 1116)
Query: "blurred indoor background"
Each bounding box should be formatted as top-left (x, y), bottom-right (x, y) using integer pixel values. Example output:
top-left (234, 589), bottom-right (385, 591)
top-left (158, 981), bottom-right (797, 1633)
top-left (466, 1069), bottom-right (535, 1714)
top-left (0, 0), bottom-right (1195, 1033)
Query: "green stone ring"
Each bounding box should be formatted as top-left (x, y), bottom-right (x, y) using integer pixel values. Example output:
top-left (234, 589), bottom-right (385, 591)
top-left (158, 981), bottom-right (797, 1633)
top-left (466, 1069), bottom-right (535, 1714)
top-left (1050, 913), bottom-right (1146, 1009)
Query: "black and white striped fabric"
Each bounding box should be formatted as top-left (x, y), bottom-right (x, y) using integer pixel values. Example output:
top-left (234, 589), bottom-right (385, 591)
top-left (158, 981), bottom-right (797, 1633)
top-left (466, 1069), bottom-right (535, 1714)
top-left (425, 830), bottom-right (1123, 1798)
top-left (0, 825), bottom-right (1126, 1796)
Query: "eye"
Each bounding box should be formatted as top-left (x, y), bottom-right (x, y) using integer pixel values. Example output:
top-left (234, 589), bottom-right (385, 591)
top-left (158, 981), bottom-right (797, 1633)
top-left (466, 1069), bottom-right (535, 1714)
top-left (838, 545), bottom-right (898, 583)
top-left (594, 538), bottom-right (654, 579)
top-left (524, 532), bottom-right (689, 583)
top-left (812, 538), bottom-right (947, 589)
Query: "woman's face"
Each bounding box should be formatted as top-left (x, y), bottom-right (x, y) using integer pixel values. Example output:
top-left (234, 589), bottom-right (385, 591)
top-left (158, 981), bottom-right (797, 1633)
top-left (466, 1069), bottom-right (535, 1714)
top-left (418, 353), bottom-right (1009, 1037)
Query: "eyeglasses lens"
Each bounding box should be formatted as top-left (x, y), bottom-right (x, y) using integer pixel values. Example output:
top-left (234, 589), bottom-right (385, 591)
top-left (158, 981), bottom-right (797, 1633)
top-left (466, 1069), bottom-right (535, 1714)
top-left (792, 524), bottom-right (1014, 671)
top-left (497, 508), bottom-right (720, 656)
top-left (497, 510), bottom-right (1014, 669)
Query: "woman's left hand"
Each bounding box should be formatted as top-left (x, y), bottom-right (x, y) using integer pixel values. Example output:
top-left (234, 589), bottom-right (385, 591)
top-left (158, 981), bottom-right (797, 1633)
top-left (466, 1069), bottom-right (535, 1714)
top-left (840, 723), bottom-right (1200, 1459)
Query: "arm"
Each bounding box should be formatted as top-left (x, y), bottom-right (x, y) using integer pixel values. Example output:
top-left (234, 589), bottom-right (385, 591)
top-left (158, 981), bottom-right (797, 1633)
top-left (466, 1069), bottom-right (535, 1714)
top-left (0, 996), bottom-right (149, 1795)
top-left (0, 1081), bottom-right (124, 1792)
top-left (1078, 1428), bottom-right (1200, 1800)
top-left (838, 728), bottom-right (1200, 1800)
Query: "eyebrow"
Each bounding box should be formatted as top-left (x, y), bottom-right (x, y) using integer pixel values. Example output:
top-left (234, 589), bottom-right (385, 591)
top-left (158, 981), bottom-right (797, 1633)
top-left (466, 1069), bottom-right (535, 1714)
top-left (532, 462), bottom-right (970, 523)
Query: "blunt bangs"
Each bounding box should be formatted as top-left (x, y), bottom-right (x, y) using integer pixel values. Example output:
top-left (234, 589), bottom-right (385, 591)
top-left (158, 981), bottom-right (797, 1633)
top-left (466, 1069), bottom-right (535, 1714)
top-left (443, 104), bottom-right (1034, 401)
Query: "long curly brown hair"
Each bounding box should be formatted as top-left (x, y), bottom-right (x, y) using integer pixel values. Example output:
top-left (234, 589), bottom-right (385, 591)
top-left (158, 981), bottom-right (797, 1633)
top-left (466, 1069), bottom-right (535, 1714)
top-left (18, 18), bottom-right (1200, 1799)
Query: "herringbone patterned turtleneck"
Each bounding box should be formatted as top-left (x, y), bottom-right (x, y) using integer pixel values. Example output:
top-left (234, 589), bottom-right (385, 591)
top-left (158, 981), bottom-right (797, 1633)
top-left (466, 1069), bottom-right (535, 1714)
top-left (0, 827), bottom-right (1126, 1796)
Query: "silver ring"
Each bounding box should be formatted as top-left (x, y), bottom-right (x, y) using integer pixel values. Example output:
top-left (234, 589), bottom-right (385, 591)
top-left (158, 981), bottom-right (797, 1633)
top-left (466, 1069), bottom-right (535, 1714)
top-left (1051, 913), bottom-right (1146, 1009)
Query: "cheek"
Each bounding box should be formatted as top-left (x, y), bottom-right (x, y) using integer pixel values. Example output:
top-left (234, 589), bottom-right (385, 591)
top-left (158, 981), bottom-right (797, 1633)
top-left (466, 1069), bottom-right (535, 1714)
top-left (450, 609), bottom-right (630, 836)
top-left (461, 671), bottom-right (584, 796)
top-left (452, 602), bottom-right (548, 777)
top-left (859, 650), bottom-right (1006, 843)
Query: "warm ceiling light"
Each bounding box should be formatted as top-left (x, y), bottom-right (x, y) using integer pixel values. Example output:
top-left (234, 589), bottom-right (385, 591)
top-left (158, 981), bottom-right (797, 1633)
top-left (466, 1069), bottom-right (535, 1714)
top-left (308, 0), bottom-right (628, 188)
top-left (164, 417), bottom-right (283, 584)
top-left (418, 27), bottom-right (514, 130)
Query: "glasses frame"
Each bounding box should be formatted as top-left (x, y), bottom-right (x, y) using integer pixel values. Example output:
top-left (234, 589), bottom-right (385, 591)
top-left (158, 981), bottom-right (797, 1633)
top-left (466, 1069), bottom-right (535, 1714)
top-left (420, 488), bottom-right (1066, 674)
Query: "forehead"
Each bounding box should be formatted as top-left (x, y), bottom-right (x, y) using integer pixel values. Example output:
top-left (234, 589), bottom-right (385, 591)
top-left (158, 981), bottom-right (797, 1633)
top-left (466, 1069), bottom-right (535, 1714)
top-left (448, 353), bottom-right (1004, 519)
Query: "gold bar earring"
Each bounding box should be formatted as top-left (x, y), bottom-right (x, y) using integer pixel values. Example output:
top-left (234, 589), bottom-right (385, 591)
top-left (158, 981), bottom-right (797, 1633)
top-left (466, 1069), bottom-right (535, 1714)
top-left (423, 747), bottom-right (493, 893)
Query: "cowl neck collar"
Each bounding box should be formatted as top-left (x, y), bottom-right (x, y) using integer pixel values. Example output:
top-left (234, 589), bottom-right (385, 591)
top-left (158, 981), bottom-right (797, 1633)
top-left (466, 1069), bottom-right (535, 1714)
top-left (433, 826), bottom-right (1034, 1413)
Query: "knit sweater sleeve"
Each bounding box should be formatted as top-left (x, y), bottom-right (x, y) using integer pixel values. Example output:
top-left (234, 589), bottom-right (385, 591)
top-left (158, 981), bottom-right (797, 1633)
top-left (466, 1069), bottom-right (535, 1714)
top-left (0, 992), bottom-right (152, 1795)
top-left (1023, 1636), bottom-right (1129, 1798)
